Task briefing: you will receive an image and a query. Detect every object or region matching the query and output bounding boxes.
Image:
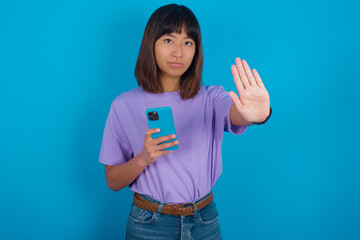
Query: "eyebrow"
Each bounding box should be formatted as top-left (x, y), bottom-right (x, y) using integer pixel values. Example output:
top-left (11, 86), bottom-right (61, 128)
top-left (165, 33), bottom-right (193, 40)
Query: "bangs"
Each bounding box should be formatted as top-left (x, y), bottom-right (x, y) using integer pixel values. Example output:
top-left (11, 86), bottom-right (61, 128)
top-left (154, 5), bottom-right (200, 42)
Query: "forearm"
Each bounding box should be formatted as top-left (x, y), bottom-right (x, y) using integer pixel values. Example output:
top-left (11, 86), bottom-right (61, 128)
top-left (106, 153), bottom-right (147, 192)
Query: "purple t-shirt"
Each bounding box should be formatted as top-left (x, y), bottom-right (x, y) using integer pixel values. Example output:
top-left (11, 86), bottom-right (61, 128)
top-left (98, 84), bottom-right (247, 204)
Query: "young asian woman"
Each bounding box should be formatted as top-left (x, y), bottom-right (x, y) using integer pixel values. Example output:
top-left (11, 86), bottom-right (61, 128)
top-left (98, 4), bottom-right (271, 240)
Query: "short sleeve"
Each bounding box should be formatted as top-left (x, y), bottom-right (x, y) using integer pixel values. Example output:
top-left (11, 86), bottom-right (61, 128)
top-left (98, 102), bottom-right (133, 166)
top-left (210, 85), bottom-right (247, 135)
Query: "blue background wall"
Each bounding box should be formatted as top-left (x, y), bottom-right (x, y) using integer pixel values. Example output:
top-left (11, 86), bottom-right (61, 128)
top-left (1, 0), bottom-right (359, 239)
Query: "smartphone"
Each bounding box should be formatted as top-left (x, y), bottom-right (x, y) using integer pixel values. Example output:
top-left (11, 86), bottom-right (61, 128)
top-left (145, 106), bottom-right (178, 151)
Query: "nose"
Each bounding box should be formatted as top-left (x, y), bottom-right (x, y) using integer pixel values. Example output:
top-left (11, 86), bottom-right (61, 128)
top-left (171, 43), bottom-right (182, 58)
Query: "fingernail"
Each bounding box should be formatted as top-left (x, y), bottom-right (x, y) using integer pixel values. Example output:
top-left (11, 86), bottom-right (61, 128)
top-left (172, 134), bottom-right (176, 138)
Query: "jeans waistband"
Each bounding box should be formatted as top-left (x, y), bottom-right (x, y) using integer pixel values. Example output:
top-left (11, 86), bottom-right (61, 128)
top-left (138, 190), bottom-right (213, 206)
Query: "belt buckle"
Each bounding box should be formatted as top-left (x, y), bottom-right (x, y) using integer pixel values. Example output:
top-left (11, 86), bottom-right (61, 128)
top-left (170, 203), bottom-right (195, 216)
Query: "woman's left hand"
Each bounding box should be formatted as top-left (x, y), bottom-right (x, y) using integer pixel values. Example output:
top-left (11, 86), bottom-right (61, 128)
top-left (229, 57), bottom-right (270, 123)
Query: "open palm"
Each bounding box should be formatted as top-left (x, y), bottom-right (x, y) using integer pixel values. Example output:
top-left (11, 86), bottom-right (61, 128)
top-left (229, 57), bottom-right (270, 123)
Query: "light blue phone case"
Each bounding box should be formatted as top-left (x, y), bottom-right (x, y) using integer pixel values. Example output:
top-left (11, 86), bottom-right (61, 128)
top-left (145, 106), bottom-right (178, 151)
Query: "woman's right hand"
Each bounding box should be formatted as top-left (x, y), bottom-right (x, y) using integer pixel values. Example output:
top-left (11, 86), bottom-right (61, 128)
top-left (139, 128), bottom-right (179, 167)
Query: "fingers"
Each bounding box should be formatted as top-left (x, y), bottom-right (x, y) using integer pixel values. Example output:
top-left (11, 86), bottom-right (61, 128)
top-left (158, 149), bottom-right (172, 157)
top-left (252, 69), bottom-right (265, 88)
top-left (145, 128), bottom-right (160, 140)
top-left (145, 129), bottom-right (179, 151)
top-left (234, 57), bottom-right (258, 88)
top-left (153, 133), bottom-right (176, 145)
top-left (241, 59), bottom-right (257, 86)
top-left (154, 134), bottom-right (179, 151)
top-left (229, 90), bottom-right (244, 106)
top-left (235, 57), bottom-right (251, 88)
top-left (155, 139), bottom-right (179, 151)
top-left (231, 65), bottom-right (245, 92)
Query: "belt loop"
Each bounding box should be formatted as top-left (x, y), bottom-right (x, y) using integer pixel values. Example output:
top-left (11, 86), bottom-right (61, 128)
top-left (193, 201), bottom-right (198, 216)
top-left (157, 202), bottom-right (164, 215)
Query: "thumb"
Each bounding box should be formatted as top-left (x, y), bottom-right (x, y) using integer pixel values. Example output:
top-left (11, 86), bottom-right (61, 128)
top-left (229, 91), bottom-right (244, 110)
top-left (229, 91), bottom-right (239, 104)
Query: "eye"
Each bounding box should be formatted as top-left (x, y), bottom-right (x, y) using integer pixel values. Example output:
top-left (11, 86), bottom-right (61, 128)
top-left (185, 41), bottom-right (194, 46)
top-left (164, 38), bottom-right (173, 44)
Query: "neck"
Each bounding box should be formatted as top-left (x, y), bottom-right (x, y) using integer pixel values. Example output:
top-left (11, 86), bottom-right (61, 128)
top-left (160, 74), bottom-right (180, 92)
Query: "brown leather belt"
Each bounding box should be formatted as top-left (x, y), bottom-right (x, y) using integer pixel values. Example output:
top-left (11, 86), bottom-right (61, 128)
top-left (133, 192), bottom-right (213, 216)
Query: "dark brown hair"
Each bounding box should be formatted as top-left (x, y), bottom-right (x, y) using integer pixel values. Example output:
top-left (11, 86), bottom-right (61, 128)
top-left (134, 4), bottom-right (203, 100)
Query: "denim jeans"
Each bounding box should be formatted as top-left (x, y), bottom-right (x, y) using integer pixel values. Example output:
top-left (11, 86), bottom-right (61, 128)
top-left (126, 190), bottom-right (222, 240)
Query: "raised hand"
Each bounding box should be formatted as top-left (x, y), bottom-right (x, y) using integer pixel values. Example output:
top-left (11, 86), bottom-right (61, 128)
top-left (229, 57), bottom-right (270, 123)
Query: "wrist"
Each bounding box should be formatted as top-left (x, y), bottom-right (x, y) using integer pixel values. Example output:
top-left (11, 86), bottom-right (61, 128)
top-left (134, 152), bottom-right (148, 168)
top-left (251, 107), bottom-right (272, 125)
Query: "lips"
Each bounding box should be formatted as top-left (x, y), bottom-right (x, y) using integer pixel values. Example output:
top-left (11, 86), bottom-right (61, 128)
top-left (168, 62), bottom-right (183, 67)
